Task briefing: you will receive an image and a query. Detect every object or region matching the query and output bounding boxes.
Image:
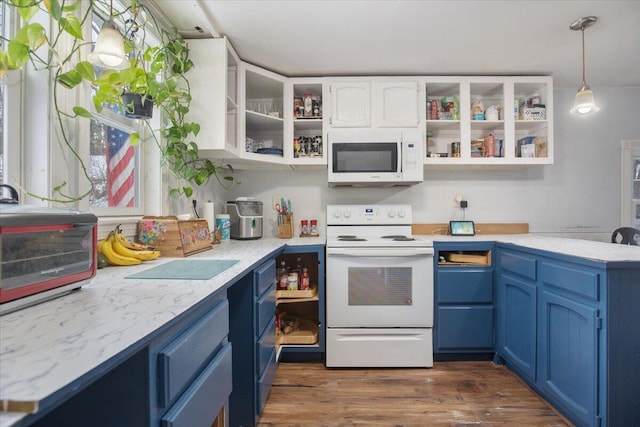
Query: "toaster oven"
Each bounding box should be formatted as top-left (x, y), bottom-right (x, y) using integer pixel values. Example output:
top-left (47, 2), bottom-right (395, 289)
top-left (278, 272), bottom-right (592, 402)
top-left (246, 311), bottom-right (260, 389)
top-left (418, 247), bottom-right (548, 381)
top-left (0, 202), bottom-right (98, 315)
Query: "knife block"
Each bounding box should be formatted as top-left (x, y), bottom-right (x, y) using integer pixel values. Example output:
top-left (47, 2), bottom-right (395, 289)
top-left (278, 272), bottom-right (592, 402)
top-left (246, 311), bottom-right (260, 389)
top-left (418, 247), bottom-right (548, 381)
top-left (277, 214), bottom-right (293, 239)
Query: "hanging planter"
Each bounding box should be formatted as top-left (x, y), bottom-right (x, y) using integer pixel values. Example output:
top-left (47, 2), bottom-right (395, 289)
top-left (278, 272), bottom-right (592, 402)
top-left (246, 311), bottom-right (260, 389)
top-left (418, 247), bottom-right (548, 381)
top-left (121, 92), bottom-right (154, 119)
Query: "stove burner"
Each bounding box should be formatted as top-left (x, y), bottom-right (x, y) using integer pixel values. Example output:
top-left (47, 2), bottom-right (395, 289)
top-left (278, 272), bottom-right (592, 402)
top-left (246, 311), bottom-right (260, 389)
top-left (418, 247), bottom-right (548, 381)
top-left (381, 235), bottom-right (407, 239)
top-left (393, 237), bottom-right (416, 241)
top-left (338, 235), bottom-right (367, 241)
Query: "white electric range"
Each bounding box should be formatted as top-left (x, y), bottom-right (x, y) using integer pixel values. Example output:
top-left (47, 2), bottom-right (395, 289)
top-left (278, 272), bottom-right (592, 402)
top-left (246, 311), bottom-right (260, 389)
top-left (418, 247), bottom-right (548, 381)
top-left (325, 204), bottom-right (434, 367)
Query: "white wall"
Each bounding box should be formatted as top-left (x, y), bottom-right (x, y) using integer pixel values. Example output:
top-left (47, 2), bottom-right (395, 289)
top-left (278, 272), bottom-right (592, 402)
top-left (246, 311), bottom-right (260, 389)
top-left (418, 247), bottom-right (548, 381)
top-left (225, 87), bottom-right (640, 242)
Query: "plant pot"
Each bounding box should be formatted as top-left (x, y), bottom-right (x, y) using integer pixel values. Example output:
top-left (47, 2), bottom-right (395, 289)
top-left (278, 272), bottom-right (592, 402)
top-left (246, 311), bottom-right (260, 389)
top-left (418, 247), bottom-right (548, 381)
top-left (122, 92), bottom-right (154, 119)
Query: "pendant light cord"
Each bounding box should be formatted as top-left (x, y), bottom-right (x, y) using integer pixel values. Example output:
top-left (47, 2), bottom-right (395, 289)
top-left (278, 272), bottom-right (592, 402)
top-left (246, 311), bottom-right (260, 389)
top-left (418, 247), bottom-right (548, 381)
top-left (581, 27), bottom-right (586, 85)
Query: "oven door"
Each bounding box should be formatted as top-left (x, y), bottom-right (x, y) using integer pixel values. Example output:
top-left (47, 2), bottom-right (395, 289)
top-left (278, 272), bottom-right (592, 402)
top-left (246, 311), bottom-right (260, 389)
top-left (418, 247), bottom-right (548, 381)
top-left (326, 246), bottom-right (434, 328)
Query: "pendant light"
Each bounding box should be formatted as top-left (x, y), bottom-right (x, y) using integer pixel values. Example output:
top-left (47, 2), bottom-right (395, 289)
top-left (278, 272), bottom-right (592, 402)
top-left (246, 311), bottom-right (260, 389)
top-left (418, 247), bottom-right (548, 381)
top-left (569, 16), bottom-right (599, 115)
top-left (87, 0), bottom-right (130, 70)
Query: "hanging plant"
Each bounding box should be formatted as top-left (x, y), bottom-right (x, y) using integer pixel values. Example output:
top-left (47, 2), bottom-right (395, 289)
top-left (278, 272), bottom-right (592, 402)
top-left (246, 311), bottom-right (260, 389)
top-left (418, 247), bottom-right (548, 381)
top-left (0, 0), bottom-right (236, 203)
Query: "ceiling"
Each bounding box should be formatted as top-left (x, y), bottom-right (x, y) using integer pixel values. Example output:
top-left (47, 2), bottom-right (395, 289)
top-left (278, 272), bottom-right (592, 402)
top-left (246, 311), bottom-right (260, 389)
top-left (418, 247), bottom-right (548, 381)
top-left (149, 0), bottom-right (640, 88)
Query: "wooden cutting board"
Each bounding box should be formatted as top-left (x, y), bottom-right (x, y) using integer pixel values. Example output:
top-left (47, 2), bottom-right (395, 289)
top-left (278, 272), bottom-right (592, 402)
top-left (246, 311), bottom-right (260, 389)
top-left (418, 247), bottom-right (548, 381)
top-left (412, 223), bottom-right (529, 235)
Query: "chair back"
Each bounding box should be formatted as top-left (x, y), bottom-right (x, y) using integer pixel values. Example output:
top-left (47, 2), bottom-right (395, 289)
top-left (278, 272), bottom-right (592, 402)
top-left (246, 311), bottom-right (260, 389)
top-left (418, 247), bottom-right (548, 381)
top-left (611, 227), bottom-right (640, 245)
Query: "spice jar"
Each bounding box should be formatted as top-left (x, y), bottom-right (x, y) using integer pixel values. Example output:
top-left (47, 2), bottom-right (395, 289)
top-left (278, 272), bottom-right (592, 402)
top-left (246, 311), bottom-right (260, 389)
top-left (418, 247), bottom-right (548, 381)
top-left (287, 272), bottom-right (299, 290)
top-left (293, 97), bottom-right (303, 118)
top-left (301, 219), bottom-right (309, 235)
top-left (303, 92), bottom-right (313, 118)
top-left (310, 219), bottom-right (318, 235)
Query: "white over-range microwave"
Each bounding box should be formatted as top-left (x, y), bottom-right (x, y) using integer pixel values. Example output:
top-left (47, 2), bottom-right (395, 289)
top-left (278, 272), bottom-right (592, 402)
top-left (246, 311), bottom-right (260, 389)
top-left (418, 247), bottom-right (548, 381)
top-left (327, 129), bottom-right (424, 187)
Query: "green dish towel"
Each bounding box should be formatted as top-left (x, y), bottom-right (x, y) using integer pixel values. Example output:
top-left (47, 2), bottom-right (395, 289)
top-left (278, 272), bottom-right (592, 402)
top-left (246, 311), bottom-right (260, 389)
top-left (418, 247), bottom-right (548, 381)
top-left (125, 259), bottom-right (239, 280)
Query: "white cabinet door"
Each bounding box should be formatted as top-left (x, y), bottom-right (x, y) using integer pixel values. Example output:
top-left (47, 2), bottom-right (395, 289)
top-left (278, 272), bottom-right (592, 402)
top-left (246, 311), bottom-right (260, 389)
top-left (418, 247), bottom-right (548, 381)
top-left (187, 37), bottom-right (240, 154)
top-left (329, 81), bottom-right (371, 128)
top-left (373, 81), bottom-right (420, 128)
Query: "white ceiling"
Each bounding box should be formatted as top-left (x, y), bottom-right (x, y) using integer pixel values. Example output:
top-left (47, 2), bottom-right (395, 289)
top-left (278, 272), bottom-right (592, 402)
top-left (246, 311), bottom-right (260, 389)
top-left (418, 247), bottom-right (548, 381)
top-left (150, 0), bottom-right (640, 88)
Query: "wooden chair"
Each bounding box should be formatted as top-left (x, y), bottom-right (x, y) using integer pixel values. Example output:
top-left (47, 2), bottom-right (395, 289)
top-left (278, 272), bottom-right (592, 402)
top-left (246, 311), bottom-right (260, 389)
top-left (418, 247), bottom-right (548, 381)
top-left (611, 227), bottom-right (640, 245)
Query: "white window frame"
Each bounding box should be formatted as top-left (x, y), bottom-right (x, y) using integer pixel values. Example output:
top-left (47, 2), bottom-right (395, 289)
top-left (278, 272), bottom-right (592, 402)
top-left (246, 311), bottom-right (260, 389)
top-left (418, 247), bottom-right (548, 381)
top-left (1, 2), bottom-right (24, 191)
top-left (621, 139), bottom-right (640, 228)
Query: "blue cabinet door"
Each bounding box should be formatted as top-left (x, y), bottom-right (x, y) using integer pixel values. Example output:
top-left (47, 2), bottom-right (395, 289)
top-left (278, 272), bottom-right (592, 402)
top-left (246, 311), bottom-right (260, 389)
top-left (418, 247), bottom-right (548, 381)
top-left (497, 273), bottom-right (537, 383)
top-left (539, 290), bottom-right (598, 427)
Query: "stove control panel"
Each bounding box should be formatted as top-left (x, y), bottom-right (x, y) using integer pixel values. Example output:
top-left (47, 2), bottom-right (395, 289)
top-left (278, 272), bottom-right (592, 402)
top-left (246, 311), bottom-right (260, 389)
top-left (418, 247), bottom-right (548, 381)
top-left (327, 204), bottom-right (412, 225)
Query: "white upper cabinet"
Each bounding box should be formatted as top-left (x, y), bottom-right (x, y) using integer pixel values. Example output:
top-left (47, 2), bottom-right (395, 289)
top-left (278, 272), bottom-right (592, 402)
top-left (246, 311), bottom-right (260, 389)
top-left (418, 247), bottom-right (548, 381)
top-left (187, 37), bottom-right (240, 156)
top-left (240, 63), bottom-right (287, 164)
top-left (328, 81), bottom-right (371, 128)
top-left (188, 39), bottom-right (553, 168)
top-left (373, 81), bottom-right (420, 128)
top-left (328, 79), bottom-right (421, 129)
top-left (424, 76), bottom-right (553, 165)
top-left (287, 78), bottom-right (327, 166)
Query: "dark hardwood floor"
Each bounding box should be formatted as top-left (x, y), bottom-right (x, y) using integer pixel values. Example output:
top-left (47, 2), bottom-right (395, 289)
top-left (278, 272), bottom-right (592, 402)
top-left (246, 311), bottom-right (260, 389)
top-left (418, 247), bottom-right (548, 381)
top-left (257, 361), bottom-right (573, 426)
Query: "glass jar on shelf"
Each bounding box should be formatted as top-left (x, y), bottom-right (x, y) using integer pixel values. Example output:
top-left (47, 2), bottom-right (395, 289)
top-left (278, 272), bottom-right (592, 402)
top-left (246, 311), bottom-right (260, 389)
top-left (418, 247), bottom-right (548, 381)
top-left (303, 92), bottom-right (313, 118)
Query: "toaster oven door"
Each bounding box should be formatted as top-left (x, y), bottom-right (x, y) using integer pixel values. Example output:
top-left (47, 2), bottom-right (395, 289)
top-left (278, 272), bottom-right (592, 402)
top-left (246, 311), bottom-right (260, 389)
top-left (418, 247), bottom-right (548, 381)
top-left (0, 223), bottom-right (97, 304)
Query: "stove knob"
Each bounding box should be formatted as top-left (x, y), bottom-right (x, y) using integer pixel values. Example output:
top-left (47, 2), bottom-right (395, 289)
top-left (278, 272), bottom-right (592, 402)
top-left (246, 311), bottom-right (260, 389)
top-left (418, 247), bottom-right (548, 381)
top-left (343, 210), bottom-right (351, 218)
top-left (333, 210), bottom-right (341, 218)
top-left (398, 210), bottom-right (406, 218)
top-left (388, 211), bottom-right (396, 218)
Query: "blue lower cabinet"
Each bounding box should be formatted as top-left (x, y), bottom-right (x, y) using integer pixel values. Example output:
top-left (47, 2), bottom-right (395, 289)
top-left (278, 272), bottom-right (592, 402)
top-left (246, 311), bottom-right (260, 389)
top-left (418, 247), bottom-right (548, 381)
top-left (437, 306), bottom-right (494, 350)
top-left (228, 258), bottom-right (278, 427)
top-left (257, 347), bottom-right (277, 415)
top-left (434, 242), bottom-right (495, 355)
top-left (161, 343), bottom-right (232, 427)
top-left (495, 245), bottom-right (640, 427)
top-left (497, 272), bottom-right (537, 383)
top-left (157, 299), bottom-right (229, 408)
top-left (538, 290), bottom-right (598, 427)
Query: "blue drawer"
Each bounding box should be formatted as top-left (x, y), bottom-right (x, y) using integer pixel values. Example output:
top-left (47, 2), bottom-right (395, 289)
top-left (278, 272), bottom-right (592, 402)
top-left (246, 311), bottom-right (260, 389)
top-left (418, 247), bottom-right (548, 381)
top-left (437, 306), bottom-right (494, 350)
top-left (437, 270), bottom-right (493, 303)
top-left (541, 260), bottom-right (600, 301)
top-left (255, 284), bottom-right (275, 338)
top-left (499, 251), bottom-right (537, 281)
top-left (158, 299), bottom-right (229, 408)
top-left (256, 317), bottom-right (276, 376)
top-left (161, 343), bottom-right (232, 427)
top-left (255, 259), bottom-right (276, 298)
top-left (256, 347), bottom-right (277, 416)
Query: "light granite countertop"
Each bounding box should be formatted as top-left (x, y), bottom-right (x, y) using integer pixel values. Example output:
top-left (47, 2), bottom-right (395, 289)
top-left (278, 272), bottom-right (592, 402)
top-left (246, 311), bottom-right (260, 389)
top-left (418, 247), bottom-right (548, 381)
top-left (429, 234), bottom-right (640, 263)
top-left (1, 233), bottom-right (638, 426)
top-left (0, 236), bottom-right (323, 426)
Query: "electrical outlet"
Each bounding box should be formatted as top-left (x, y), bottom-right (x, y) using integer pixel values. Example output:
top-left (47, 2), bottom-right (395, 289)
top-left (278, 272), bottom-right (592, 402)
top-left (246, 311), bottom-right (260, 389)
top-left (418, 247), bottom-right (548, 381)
top-left (454, 194), bottom-right (464, 208)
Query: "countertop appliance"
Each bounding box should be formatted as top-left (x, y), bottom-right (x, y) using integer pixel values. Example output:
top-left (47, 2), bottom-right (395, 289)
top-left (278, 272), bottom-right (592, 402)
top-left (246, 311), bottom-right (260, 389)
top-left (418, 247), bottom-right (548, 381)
top-left (327, 129), bottom-right (423, 187)
top-left (325, 204), bottom-right (434, 367)
top-left (0, 197), bottom-right (98, 315)
top-left (227, 197), bottom-right (263, 240)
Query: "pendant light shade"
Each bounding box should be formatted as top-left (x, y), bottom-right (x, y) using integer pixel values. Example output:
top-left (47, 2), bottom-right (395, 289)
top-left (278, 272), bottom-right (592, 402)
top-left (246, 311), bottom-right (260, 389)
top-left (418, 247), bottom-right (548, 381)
top-left (88, 19), bottom-right (130, 70)
top-left (570, 16), bottom-right (599, 115)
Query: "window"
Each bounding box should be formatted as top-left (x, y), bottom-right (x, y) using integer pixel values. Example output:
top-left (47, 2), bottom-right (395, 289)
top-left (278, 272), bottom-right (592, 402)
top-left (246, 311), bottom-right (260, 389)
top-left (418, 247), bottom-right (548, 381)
top-left (85, 11), bottom-right (150, 214)
top-left (2, 2), bottom-right (162, 220)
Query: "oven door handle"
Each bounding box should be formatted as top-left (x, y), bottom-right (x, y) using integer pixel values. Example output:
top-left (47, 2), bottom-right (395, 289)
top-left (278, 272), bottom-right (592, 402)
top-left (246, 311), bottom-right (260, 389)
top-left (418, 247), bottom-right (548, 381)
top-left (326, 247), bottom-right (434, 257)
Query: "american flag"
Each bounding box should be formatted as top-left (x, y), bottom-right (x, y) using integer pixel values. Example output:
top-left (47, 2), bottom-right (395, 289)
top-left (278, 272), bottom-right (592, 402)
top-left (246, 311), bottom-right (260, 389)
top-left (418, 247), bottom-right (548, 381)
top-left (107, 127), bottom-right (135, 207)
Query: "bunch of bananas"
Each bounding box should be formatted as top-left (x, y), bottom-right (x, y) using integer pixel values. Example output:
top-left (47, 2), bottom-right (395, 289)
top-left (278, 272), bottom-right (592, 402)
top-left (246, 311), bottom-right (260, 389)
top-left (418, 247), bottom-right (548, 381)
top-left (98, 226), bottom-right (161, 267)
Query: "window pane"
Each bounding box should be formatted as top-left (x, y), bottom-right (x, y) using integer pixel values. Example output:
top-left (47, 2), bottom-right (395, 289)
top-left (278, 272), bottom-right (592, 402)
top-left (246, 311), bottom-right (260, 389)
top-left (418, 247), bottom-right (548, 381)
top-left (89, 119), bottom-right (139, 208)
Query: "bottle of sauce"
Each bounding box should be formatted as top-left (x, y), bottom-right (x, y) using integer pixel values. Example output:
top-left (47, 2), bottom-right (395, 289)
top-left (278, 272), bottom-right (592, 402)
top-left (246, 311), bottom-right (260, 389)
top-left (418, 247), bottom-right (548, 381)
top-left (277, 260), bottom-right (289, 290)
top-left (301, 267), bottom-right (310, 290)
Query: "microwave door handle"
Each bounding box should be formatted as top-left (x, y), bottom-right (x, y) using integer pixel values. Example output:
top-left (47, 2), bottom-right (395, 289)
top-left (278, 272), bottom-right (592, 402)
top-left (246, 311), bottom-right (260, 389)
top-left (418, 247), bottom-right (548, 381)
top-left (397, 141), bottom-right (403, 172)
